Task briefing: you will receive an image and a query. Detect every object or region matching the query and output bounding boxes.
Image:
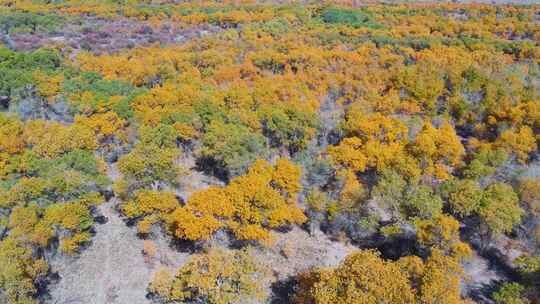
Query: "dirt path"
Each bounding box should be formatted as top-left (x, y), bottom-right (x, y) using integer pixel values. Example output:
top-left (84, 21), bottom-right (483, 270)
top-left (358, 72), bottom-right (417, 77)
top-left (261, 227), bottom-right (356, 280)
top-left (47, 164), bottom-right (188, 304)
top-left (48, 199), bottom-right (155, 304)
top-left (461, 250), bottom-right (507, 304)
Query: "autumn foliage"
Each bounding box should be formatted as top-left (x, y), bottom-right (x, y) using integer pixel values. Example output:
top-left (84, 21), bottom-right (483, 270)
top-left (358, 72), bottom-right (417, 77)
top-left (166, 159), bottom-right (306, 243)
top-left (295, 249), bottom-right (467, 304)
top-left (0, 1), bottom-right (539, 304)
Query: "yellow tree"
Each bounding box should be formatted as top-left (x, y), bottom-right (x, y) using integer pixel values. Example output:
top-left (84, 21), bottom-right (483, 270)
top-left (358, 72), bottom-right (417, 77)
top-left (329, 109), bottom-right (418, 177)
top-left (122, 190), bottom-right (180, 234)
top-left (416, 214), bottom-right (471, 260)
top-left (148, 248), bottom-right (271, 304)
top-left (22, 120), bottom-right (97, 158)
top-left (496, 126), bottom-right (537, 164)
top-left (294, 250), bottom-right (416, 304)
top-left (294, 249), bottom-right (468, 304)
top-left (0, 114), bottom-right (25, 155)
top-left (0, 237), bottom-right (48, 304)
top-left (166, 159), bottom-right (306, 244)
top-left (412, 121), bottom-right (465, 179)
top-left (74, 112), bottom-right (127, 143)
top-left (419, 249), bottom-right (466, 304)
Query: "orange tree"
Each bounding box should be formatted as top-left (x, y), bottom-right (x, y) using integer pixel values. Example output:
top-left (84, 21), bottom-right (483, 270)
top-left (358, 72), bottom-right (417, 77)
top-left (165, 158), bottom-right (306, 244)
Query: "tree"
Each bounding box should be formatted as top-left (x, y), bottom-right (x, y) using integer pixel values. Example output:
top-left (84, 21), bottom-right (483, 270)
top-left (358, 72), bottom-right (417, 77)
top-left (76, 46), bottom-right (186, 86)
top-left (294, 248), bottom-right (469, 304)
top-left (403, 184), bottom-right (443, 220)
top-left (0, 117), bottom-right (109, 302)
top-left (117, 144), bottom-right (181, 190)
top-left (321, 7), bottom-right (381, 28)
top-left (74, 112), bottom-right (127, 143)
top-left (496, 126), bottom-right (537, 164)
top-left (416, 214), bottom-right (471, 259)
top-left (294, 249), bottom-right (416, 304)
top-left (33, 70), bottom-right (63, 103)
top-left (371, 169), bottom-right (407, 219)
top-left (116, 124), bottom-right (185, 186)
top-left (514, 255), bottom-right (540, 294)
top-left (493, 283), bottom-right (529, 304)
top-left (42, 201), bottom-right (95, 253)
top-left (440, 179), bottom-right (483, 217)
top-left (122, 190), bottom-right (180, 234)
top-left (200, 119), bottom-right (268, 177)
top-left (168, 206), bottom-right (224, 241)
top-left (0, 113), bottom-right (25, 155)
top-left (166, 159), bottom-right (306, 244)
top-left (478, 182), bottom-right (523, 236)
top-left (148, 248), bottom-right (270, 304)
top-left (0, 47), bottom-right (62, 100)
top-left (518, 178), bottom-right (540, 217)
top-left (258, 103), bottom-right (319, 154)
top-left (398, 63), bottom-right (445, 112)
top-left (412, 121), bottom-right (465, 180)
top-left (337, 169), bottom-right (367, 211)
top-left (23, 119), bottom-right (97, 158)
top-left (329, 110), bottom-right (413, 175)
top-left (462, 147), bottom-right (508, 180)
top-left (304, 188), bottom-right (334, 228)
top-left (418, 249), bottom-right (466, 304)
top-left (0, 237), bottom-right (48, 304)
top-left (371, 170), bottom-right (442, 221)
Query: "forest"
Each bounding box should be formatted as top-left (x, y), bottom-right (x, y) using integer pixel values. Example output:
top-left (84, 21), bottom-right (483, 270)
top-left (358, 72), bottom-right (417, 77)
top-left (0, 0), bottom-right (539, 304)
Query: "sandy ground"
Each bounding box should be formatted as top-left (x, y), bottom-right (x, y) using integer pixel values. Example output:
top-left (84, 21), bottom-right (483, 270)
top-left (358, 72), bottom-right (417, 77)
top-left (461, 250), bottom-right (507, 304)
top-left (47, 164), bottom-right (188, 304)
top-left (47, 198), bottom-right (190, 304)
top-left (261, 227), bottom-right (356, 280)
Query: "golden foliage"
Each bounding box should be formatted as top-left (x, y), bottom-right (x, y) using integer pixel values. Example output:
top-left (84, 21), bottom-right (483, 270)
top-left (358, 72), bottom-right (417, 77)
top-left (412, 121), bottom-right (465, 179)
top-left (74, 112), bottom-right (127, 142)
top-left (33, 70), bottom-right (64, 103)
top-left (166, 159), bottom-right (305, 243)
top-left (496, 126), bottom-right (537, 163)
top-left (149, 248), bottom-right (270, 304)
top-left (122, 190), bottom-right (180, 234)
top-left (0, 114), bottom-right (25, 155)
top-left (295, 248), bottom-right (468, 304)
top-left (416, 214), bottom-right (471, 260)
top-left (295, 250), bottom-right (416, 304)
top-left (519, 178), bottom-right (540, 216)
top-left (418, 249), bottom-right (465, 304)
top-left (23, 120), bottom-right (97, 158)
top-left (76, 46), bottom-right (187, 86)
top-left (329, 110), bottom-right (421, 177)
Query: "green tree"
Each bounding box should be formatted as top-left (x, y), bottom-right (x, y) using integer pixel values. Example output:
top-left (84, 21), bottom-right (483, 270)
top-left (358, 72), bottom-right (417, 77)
top-left (371, 169), bottom-right (407, 220)
top-left (493, 283), bottom-right (528, 304)
top-left (440, 179), bottom-right (483, 217)
top-left (403, 184), bottom-right (443, 220)
top-left (118, 144), bottom-right (181, 190)
top-left (478, 183), bottom-right (523, 236)
top-left (258, 103), bottom-right (319, 154)
top-left (200, 119), bottom-right (268, 177)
